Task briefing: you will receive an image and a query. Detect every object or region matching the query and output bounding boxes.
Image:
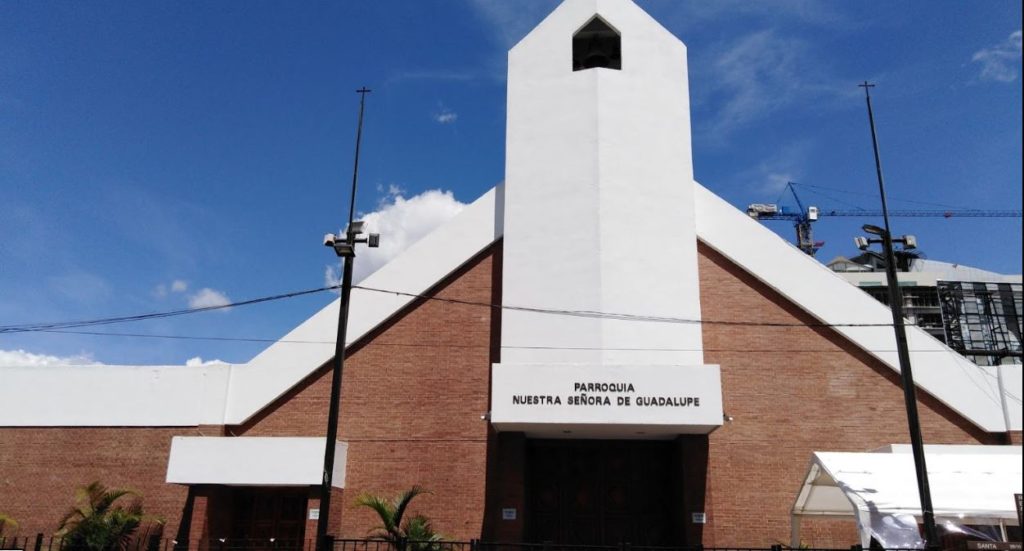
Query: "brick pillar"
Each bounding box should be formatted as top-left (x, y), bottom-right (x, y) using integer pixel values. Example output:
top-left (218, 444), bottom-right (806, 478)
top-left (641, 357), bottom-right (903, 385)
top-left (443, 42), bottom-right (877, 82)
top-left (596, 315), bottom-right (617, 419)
top-left (329, 488), bottom-right (345, 538)
top-left (678, 436), bottom-right (710, 546)
top-left (187, 488), bottom-right (210, 551)
top-left (482, 431), bottom-right (526, 541)
top-left (305, 490), bottom-right (320, 546)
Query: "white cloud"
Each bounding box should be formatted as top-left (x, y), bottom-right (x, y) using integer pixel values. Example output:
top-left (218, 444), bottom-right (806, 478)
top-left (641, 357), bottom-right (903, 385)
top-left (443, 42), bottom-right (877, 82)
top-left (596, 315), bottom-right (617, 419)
top-left (185, 356), bottom-right (228, 367)
top-left (696, 30), bottom-right (855, 141)
top-left (466, 0), bottom-right (558, 49)
top-left (326, 189), bottom-right (466, 284)
top-left (972, 30), bottom-right (1022, 83)
top-left (663, 0), bottom-right (847, 30)
top-left (154, 279), bottom-right (189, 298)
top-left (0, 348), bottom-right (231, 368)
top-left (0, 348), bottom-right (102, 367)
top-left (740, 140), bottom-right (810, 195)
top-left (375, 183), bottom-right (406, 206)
top-left (47, 271), bottom-right (112, 305)
top-left (387, 70), bottom-right (477, 85)
top-left (187, 288), bottom-right (232, 310)
top-left (324, 264), bottom-right (341, 293)
top-left (434, 110), bottom-right (458, 124)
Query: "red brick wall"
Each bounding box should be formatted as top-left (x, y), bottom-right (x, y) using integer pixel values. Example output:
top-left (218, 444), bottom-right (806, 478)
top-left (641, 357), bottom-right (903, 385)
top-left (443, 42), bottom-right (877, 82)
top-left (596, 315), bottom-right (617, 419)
top-left (237, 245), bottom-right (499, 540)
top-left (0, 426), bottom-right (196, 537)
top-left (696, 243), bottom-right (1000, 547)
top-left (0, 239), bottom-right (1010, 547)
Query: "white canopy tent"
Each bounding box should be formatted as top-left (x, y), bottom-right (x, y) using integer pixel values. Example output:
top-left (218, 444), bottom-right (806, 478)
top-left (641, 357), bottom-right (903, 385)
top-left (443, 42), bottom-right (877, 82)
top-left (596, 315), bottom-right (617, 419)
top-left (792, 446), bottom-right (1022, 547)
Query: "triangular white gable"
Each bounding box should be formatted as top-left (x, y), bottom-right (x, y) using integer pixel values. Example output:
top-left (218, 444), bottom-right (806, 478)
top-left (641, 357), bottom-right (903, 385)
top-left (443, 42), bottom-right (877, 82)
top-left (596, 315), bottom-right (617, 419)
top-left (2, 183), bottom-right (1018, 432)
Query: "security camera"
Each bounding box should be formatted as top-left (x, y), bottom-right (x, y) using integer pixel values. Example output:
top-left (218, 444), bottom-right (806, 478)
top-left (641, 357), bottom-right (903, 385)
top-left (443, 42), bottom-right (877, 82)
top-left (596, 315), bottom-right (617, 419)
top-left (323, 233), bottom-right (337, 247)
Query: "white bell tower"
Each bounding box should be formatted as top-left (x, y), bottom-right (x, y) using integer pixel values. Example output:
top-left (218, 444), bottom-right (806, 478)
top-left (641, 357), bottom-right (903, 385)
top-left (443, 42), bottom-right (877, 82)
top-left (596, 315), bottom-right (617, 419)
top-left (500, 0), bottom-right (704, 366)
top-left (492, 0), bottom-right (722, 437)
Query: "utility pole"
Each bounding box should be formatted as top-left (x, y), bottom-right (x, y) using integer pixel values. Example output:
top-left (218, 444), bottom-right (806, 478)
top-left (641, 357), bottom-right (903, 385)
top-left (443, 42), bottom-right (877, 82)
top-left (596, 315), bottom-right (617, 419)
top-left (858, 81), bottom-right (939, 548)
top-left (316, 87), bottom-right (378, 551)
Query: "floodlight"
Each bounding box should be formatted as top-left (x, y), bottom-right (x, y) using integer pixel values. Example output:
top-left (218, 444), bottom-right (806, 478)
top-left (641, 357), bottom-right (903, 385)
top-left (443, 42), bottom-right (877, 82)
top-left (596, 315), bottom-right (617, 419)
top-left (854, 236), bottom-right (870, 250)
top-left (902, 235), bottom-right (917, 249)
top-left (367, 233), bottom-right (380, 248)
top-left (346, 220), bottom-right (366, 235)
top-left (332, 243), bottom-right (355, 257)
top-left (862, 224), bottom-right (885, 236)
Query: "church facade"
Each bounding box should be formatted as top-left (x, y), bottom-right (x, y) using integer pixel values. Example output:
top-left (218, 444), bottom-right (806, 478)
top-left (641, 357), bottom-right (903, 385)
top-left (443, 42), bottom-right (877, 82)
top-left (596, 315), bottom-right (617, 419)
top-left (2, 0), bottom-right (1020, 547)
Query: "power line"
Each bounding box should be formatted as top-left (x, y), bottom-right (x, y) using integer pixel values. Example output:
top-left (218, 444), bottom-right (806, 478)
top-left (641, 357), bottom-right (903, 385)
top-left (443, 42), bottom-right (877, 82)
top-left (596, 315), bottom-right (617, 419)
top-left (0, 281), bottom-right (897, 334)
top-left (792, 182), bottom-right (974, 211)
top-left (0, 285), bottom-right (341, 334)
top-left (1, 280), bottom-right (1009, 336)
top-left (22, 328), bottom-right (1020, 357)
top-left (350, 284), bottom-right (896, 328)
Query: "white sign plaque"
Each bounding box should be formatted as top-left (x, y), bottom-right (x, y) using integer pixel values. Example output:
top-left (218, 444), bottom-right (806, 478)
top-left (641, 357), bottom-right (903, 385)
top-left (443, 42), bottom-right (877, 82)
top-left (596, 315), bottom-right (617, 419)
top-left (491, 364), bottom-right (722, 437)
top-left (692, 512), bottom-right (707, 524)
top-left (308, 508), bottom-right (320, 520)
top-left (502, 508), bottom-right (517, 520)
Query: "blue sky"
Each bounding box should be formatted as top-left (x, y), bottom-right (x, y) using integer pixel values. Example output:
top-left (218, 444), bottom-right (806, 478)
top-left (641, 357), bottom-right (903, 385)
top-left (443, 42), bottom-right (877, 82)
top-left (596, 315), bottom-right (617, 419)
top-left (1, 0), bottom-right (1021, 366)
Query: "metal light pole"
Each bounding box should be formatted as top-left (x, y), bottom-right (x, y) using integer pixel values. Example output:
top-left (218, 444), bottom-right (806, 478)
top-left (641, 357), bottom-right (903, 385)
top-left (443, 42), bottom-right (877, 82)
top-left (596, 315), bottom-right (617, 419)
top-left (316, 87), bottom-right (377, 551)
top-left (858, 81), bottom-right (939, 548)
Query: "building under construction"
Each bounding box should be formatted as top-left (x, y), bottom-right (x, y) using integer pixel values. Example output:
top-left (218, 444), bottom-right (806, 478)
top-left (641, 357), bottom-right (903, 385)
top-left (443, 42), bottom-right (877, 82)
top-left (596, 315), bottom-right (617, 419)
top-left (828, 251), bottom-right (1022, 366)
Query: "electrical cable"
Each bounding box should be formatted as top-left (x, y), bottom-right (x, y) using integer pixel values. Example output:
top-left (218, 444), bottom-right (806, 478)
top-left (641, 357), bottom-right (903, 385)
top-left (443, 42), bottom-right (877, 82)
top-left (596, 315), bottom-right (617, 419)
top-left (0, 285), bottom-right (342, 334)
top-left (0, 281), bottom-right (899, 334)
top-left (350, 284), bottom-right (896, 328)
top-left (4, 285), bottom-right (1018, 379)
top-left (792, 182), bottom-right (973, 210)
top-left (24, 328), bottom-right (1022, 358)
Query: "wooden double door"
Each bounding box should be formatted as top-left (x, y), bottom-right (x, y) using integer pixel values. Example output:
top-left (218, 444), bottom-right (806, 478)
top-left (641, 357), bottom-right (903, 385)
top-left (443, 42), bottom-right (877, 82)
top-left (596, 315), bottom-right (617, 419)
top-left (526, 439), bottom-right (679, 546)
top-left (226, 487), bottom-right (307, 547)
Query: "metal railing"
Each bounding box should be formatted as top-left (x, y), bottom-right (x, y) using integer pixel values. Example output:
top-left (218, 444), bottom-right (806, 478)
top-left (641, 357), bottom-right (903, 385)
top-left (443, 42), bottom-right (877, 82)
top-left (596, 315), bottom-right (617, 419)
top-left (0, 536), bottom-right (930, 551)
top-left (0, 536), bottom-right (313, 551)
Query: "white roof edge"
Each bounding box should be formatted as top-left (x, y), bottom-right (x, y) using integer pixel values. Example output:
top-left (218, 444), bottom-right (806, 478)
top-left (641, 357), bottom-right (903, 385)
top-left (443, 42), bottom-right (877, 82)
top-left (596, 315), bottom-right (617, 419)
top-left (222, 185), bottom-right (505, 424)
top-left (693, 181), bottom-right (1014, 433)
top-left (3, 181), bottom-right (1016, 433)
top-left (166, 436), bottom-right (348, 487)
top-left (0, 187), bottom-right (504, 428)
top-left (0, 363), bottom-right (233, 427)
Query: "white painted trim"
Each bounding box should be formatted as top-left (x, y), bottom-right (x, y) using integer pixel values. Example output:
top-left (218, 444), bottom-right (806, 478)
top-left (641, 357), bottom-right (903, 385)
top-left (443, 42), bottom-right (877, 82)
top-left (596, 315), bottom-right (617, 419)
top-left (0, 187), bottom-right (502, 428)
top-left (0, 364), bottom-right (231, 427)
top-left (166, 437), bottom-right (347, 487)
top-left (491, 363), bottom-right (723, 437)
top-left (693, 181), bottom-right (1014, 432)
top-left (2, 182), bottom-right (1018, 432)
top-left (2, 183), bottom-right (1016, 433)
top-left (222, 186), bottom-right (504, 424)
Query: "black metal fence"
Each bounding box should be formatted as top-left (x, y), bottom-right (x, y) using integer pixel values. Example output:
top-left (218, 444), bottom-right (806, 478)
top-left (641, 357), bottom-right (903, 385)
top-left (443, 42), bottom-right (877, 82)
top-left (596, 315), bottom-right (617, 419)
top-left (330, 539), bottom-right (907, 551)
top-left (0, 536), bottom-right (923, 551)
top-left (0, 536), bottom-right (311, 551)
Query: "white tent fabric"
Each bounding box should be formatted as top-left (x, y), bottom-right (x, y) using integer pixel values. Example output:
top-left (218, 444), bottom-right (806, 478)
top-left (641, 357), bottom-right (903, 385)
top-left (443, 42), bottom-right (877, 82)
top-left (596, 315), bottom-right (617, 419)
top-left (792, 447), bottom-right (1023, 547)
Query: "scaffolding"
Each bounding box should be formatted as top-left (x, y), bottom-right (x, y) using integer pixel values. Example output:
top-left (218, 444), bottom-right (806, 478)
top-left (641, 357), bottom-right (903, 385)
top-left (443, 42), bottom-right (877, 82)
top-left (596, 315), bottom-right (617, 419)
top-left (938, 281), bottom-right (1023, 366)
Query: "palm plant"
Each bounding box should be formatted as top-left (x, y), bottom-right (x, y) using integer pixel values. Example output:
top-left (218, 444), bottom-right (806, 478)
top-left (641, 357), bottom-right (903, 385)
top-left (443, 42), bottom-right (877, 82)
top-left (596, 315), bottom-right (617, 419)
top-left (0, 513), bottom-right (19, 538)
top-left (57, 482), bottom-right (155, 551)
top-left (355, 487), bottom-right (443, 551)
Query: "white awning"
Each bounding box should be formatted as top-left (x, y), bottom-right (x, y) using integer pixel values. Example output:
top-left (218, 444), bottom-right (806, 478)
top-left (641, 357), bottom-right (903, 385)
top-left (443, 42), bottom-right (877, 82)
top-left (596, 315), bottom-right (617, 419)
top-left (792, 447), bottom-right (1022, 547)
top-left (166, 437), bottom-right (347, 487)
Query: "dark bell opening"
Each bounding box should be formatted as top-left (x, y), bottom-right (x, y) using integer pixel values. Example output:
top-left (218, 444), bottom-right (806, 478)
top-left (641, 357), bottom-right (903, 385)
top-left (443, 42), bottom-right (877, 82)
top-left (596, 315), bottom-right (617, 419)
top-left (573, 16), bottom-right (621, 71)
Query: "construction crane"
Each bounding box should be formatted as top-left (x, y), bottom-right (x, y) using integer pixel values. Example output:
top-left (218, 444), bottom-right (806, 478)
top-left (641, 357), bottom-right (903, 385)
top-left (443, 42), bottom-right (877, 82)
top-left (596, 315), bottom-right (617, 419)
top-left (747, 182), bottom-right (1022, 256)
